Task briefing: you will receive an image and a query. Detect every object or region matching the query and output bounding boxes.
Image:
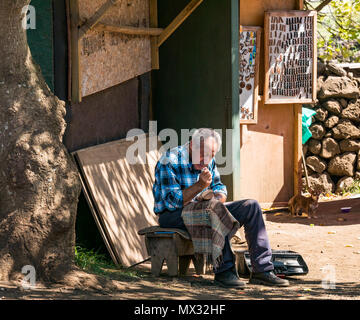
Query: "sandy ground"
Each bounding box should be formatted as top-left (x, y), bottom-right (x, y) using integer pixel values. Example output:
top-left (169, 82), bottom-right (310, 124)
top-left (0, 198), bottom-right (359, 300)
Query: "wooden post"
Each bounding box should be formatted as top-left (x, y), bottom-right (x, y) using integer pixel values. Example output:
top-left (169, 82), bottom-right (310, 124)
top-left (297, 0), bottom-right (304, 10)
top-left (294, 104), bottom-right (303, 196)
top-left (293, 0), bottom-right (305, 196)
top-left (69, 0), bottom-right (81, 103)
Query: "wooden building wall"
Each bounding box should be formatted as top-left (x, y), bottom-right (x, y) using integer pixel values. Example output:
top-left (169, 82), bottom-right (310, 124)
top-left (28, 0), bottom-right (303, 211)
top-left (63, 73), bottom-right (150, 152)
top-left (239, 0), bottom-right (303, 206)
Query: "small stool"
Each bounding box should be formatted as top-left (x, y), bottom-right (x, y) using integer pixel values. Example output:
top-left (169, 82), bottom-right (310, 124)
top-left (138, 226), bottom-right (205, 277)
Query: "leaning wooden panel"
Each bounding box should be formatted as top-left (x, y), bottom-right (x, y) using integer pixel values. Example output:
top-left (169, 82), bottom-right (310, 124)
top-left (73, 155), bottom-right (120, 265)
top-left (239, 26), bottom-right (261, 124)
top-left (264, 10), bottom-right (317, 104)
top-left (75, 135), bottom-right (161, 266)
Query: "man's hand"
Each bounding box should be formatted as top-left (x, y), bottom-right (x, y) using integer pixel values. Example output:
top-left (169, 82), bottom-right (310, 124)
top-left (182, 168), bottom-right (213, 206)
top-left (198, 168), bottom-right (212, 189)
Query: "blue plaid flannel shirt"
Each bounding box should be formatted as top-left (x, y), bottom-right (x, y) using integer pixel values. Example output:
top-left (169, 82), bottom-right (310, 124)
top-left (153, 143), bottom-right (227, 214)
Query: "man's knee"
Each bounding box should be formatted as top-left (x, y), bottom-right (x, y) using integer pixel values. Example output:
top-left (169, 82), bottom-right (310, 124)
top-left (244, 199), bottom-right (262, 211)
top-left (243, 199), bottom-right (263, 221)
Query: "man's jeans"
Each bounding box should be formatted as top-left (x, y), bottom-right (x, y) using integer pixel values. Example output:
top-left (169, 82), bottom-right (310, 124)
top-left (158, 199), bottom-right (274, 274)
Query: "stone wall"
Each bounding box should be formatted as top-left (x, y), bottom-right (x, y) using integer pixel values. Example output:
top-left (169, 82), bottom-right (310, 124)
top-left (303, 62), bottom-right (360, 194)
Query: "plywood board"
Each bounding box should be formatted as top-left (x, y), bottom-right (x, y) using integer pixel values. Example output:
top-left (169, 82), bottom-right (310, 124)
top-left (240, 101), bottom-right (294, 205)
top-left (264, 10), bottom-right (317, 104)
top-left (74, 160), bottom-right (120, 265)
top-left (78, 0), bottom-right (151, 97)
top-left (75, 135), bottom-right (161, 266)
top-left (239, 26), bottom-right (261, 124)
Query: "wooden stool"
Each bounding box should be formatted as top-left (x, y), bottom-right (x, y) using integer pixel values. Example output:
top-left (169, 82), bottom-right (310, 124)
top-left (138, 226), bottom-right (205, 277)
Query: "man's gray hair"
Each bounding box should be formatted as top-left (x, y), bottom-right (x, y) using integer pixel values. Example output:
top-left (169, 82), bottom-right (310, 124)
top-left (191, 128), bottom-right (222, 152)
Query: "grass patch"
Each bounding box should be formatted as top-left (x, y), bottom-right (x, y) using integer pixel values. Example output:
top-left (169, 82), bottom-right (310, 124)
top-left (74, 246), bottom-right (114, 274)
top-left (74, 246), bottom-right (145, 280)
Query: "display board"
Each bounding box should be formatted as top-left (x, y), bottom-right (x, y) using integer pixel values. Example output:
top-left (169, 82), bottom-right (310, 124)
top-left (264, 10), bottom-right (317, 104)
top-left (78, 0), bottom-right (151, 98)
top-left (74, 135), bottom-right (161, 267)
top-left (239, 26), bottom-right (261, 124)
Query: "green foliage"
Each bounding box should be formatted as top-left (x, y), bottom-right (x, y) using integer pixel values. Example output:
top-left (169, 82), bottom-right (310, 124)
top-left (343, 180), bottom-right (360, 194)
top-left (74, 245), bottom-right (115, 274)
top-left (305, 0), bottom-right (360, 62)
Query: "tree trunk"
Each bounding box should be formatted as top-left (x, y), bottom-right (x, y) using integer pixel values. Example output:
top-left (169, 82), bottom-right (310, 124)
top-left (0, 0), bottom-right (81, 282)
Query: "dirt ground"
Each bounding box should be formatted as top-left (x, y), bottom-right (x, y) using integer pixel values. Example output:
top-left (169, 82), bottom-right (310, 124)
top-left (0, 198), bottom-right (359, 300)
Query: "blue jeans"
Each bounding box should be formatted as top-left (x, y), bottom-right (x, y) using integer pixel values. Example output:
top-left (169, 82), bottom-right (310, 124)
top-left (158, 199), bottom-right (274, 274)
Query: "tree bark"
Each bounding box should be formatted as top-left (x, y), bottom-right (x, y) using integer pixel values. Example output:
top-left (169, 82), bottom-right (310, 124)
top-left (0, 0), bottom-right (81, 282)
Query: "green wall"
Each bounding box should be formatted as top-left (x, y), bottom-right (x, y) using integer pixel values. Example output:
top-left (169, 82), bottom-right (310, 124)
top-left (27, 0), bottom-right (54, 91)
top-left (154, 0), bottom-right (240, 199)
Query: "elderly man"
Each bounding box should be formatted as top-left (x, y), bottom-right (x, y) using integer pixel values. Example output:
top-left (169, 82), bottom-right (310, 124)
top-left (152, 128), bottom-right (289, 288)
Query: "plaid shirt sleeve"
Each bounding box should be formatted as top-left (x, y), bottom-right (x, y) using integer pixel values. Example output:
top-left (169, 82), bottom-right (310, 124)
top-left (156, 162), bottom-right (184, 211)
top-left (210, 161), bottom-right (227, 196)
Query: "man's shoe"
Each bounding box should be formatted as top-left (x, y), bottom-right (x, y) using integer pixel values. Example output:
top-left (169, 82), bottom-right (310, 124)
top-left (249, 271), bottom-right (290, 287)
top-left (214, 267), bottom-right (246, 289)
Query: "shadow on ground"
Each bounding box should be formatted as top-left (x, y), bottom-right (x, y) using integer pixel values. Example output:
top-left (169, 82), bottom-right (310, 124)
top-left (1, 268), bottom-right (359, 300)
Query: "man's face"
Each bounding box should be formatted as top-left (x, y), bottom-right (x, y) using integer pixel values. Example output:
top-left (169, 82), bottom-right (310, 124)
top-left (191, 137), bottom-right (218, 171)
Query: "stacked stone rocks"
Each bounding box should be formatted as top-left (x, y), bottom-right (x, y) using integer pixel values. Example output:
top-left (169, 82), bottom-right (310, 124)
top-left (303, 62), bottom-right (360, 194)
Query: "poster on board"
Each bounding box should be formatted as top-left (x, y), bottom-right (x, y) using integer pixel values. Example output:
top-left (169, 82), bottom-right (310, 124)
top-left (239, 26), bottom-right (261, 124)
top-left (264, 10), bottom-right (317, 104)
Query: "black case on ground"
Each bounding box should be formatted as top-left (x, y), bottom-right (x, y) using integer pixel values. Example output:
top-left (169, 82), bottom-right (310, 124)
top-left (236, 250), bottom-right (309, 277)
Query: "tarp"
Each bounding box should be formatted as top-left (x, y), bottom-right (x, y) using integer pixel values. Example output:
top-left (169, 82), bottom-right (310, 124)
top-left (302, 107), bottom-right (317, 145)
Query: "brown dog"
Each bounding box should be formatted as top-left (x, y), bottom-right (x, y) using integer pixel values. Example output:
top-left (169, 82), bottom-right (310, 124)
top-left (288, 188), bottom-right (321, 218)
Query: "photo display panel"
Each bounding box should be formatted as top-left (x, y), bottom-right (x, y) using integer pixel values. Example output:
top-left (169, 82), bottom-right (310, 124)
top-left (239, 26), bottom-right (261, 124)
top-left (264, 11), bottom-right (317, 104)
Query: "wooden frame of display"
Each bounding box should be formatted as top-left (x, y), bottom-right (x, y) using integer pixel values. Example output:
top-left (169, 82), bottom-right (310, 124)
top-left (239, 26), bottom-right (261, 124)
top-left (264, 10), bottom-right (317, 105)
